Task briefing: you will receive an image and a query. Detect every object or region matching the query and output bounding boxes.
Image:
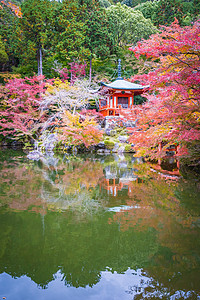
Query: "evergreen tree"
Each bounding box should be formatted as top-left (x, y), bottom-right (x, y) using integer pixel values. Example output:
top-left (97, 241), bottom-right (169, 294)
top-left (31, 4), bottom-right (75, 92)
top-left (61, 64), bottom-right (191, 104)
top-left (99, 0), bottom-right (112, 8)
top-left (135, 0), bottom-right (200, 26)
top-left (19, 0), bottom-right (57, 75)
top-left (135, 1), bottom-right (159, 20)
top-left (106, 3), bottom-right (157, 47)
top-left (80, 0), bottom-right (115, 80)
top-left (152, 0), bottom-right (185, 26)
top-left (51, 0), bottom-right (89, 65)
top-left (0, 36), bottom-right (8, 68)
top-left (121, 0), bottom-right (133, 7)
top-left (0, 1), bottom-right (21, 71)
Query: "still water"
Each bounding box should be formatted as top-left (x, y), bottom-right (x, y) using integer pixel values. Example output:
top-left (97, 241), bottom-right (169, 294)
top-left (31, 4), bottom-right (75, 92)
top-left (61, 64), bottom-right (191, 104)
top-left (0, 150), bottom-right (200, 300)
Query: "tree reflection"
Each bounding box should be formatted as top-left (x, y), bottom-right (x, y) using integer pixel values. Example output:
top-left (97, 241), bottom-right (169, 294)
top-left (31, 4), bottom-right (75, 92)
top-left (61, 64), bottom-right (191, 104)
top-left (0, 156), bottom-right (46, 213)
top-left (0, 151), bottom-right (199, 299)
top-left (0, 209), bottom-right (158, 288)
top-left (109, 162), bottom-right (200, 298)
top-left (0, 153), bottom-right (106, 214)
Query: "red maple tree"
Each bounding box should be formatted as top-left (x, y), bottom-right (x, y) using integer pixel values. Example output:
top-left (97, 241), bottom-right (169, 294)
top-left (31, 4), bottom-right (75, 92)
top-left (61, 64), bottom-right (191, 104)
top-left (0, 75), bottom-right (51, 140)
top-left (128, 19), bottom-right (200, 161)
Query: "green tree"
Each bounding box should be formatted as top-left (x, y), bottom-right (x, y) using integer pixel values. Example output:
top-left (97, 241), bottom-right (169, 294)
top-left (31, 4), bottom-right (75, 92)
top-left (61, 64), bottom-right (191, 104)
top-left (152, 0), bottom-right (185, 26)
top-left (131, 0), bottom-right (150, 7)
top-left (182, 0), bottom-right (200, 25)
top-left (19, 0), bottom-right (57, 75)
top-left (121, 0), bottom-right (133, 7)
top-left (51, 0), bottom-right (115, 80)
top-left (106, 3), bottom-right (157, 47)
top-left (81, 0), bottom-right (115, 80)
top-left (0, 35), bottom-right (8, 68)
top-left (51, 0), bottom-right (89, 67)
top-left (134, 1), bottom-right (159, 20)
top-left (99, 0), bottom-right (112, 8)
top-left (135, 0), bottom-right (200, 26)
top-left (0, 1), bottom-right (21, 71)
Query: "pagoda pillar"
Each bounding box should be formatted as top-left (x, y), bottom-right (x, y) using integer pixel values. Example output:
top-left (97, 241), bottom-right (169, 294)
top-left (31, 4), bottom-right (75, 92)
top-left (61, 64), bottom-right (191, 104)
top-left (114, 96), bottom-right (117, 108)
top-left (110, 96), bottom-right (113, 108)
top-left (129, 96), bottom-right (133, 107)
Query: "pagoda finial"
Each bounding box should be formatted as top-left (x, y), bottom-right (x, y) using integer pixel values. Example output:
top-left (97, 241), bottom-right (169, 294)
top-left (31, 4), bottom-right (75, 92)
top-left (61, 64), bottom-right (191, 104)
top-left (117, 59), bottom-right (123, 79)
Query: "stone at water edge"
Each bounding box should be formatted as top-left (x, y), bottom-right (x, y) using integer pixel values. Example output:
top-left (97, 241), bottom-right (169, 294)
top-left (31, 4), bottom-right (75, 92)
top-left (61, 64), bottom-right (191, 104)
top-left (118, 135), bottom-right (128, 143)
top-left (27, 150), bottom-right (43, 161)
top-left (112, 143), bottom-right (120, 153)
top-left (118, 145), bottom-right (125, 153)
top-left (110, 130), bottom-right (117, 136)
top-left (96, 142), bottom-right (106, 149)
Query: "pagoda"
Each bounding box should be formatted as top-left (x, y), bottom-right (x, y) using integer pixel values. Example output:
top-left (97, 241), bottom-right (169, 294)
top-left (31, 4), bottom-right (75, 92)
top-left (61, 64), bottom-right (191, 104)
top-left (99, 59), bottom-right (149, 117)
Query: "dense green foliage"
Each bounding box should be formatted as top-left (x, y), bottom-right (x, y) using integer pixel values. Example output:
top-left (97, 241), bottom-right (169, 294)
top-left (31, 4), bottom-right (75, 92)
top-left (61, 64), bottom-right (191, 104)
top-left (0, 35), bottom-right (8, 64)
top-left (0, 0), bottom-right (117, 77)
top-left (1, 0), bottom-right (199, 78)
top-left (0, 1), bottom-right (21, 71)
top-left (0, 0), bottom-right (181, 78)
top-left (106, 3), bottom-right (157, 47)
top-left (135, 0), bottom-right (200, 26)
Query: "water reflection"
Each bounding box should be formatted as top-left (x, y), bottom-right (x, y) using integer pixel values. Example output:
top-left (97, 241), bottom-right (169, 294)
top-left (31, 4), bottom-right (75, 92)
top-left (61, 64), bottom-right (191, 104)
top-left (100, 155), bottom-right (141, 197)
top-left (0, 150), bottom-right (200, 299)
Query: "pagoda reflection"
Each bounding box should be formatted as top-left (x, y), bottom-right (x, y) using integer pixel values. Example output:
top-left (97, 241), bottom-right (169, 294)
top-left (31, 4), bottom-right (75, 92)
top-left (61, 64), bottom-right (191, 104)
top-left (99, 155), bottom-right (143, 197)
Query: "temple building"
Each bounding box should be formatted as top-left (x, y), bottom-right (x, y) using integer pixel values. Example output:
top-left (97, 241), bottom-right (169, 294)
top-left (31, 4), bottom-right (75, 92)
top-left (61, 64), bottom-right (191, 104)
top-left (99, 59), bottom-right (149, 117)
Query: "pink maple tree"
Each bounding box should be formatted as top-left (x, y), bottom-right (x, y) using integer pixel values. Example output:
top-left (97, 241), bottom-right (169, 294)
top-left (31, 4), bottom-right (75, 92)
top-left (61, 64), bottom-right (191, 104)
top-left (0, 75), bottom-right (51, 140)
top-left (59, 62), bottom-right (86, 84)
top-left (128, 19), bottom-right (200, 161)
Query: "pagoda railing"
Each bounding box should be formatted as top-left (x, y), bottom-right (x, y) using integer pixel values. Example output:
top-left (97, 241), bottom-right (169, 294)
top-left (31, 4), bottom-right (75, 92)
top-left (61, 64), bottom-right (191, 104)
top-left (99, 100), bottom-right (134, 111)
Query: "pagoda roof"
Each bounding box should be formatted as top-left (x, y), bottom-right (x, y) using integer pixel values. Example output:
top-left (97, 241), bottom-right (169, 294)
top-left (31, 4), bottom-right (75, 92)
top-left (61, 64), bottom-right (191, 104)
top-left (101, 78), bottom-right (149, 91)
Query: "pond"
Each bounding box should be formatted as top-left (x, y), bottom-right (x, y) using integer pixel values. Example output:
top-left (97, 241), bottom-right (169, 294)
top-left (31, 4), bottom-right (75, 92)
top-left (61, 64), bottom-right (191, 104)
top-left (0, 150), bottom-right (200, 300)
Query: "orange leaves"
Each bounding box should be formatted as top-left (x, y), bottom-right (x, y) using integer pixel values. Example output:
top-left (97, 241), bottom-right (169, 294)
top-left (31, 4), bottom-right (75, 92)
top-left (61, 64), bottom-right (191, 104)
top-left (1, 0), bottom-right (22, 18)
top-left (57, 159), bottom-right (104, 196)
top-left (57, 111), bottom-right (103, 148)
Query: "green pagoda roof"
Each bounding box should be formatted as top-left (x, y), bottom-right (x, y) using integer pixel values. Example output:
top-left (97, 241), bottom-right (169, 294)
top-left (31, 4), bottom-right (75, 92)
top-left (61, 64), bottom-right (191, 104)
top-left (101, 59), bottom-right (149, 91)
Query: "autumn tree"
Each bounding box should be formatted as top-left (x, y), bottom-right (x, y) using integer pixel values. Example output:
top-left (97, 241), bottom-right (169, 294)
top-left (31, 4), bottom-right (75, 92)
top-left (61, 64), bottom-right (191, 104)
top-left (40, 78), bottom-right (102, 148)
top-left (56, 111), bottom-right (103, 148)
top-left (42, 78), bottom-right (98, 115)
top-left (128, 20), bottom-right (200, 163)
top-left (0, 75), bottom-right (50, 140)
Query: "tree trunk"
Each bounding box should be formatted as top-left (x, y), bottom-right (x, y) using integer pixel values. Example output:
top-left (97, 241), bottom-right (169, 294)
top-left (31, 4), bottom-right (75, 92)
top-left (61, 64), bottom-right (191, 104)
top-left (89, 59), bottom-right (92, 82)
top-left (70, 70), bottom-right (73, 85)
top-left (37, 46), bottom-right (43, 76)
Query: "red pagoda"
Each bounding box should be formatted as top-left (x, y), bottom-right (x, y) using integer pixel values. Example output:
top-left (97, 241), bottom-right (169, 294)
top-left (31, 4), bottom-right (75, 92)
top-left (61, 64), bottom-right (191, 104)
top-left (99, 59), bottom-right (149, 117)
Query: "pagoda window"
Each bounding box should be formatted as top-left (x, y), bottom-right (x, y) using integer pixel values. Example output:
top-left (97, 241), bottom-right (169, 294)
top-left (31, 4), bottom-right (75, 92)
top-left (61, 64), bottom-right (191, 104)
top-left (100, 99), bottom-right (107, 107)
top-left (118, 97), bottom-right (128, 108)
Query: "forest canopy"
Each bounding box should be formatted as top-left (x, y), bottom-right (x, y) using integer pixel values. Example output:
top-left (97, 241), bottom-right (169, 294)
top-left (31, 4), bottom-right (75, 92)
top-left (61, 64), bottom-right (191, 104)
top-left (1, 0), bottom-right (199, 77)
